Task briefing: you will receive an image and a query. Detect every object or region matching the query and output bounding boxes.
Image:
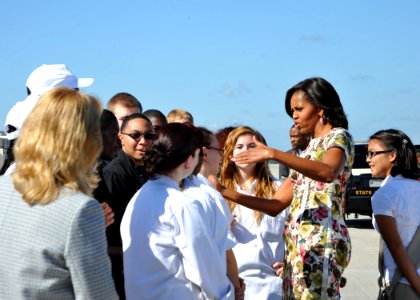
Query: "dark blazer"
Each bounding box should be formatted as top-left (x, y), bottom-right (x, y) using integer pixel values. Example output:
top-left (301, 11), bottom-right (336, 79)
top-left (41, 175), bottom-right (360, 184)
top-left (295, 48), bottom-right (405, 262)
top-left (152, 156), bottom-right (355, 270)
top-left (278, 148), bottom-right (295, 179)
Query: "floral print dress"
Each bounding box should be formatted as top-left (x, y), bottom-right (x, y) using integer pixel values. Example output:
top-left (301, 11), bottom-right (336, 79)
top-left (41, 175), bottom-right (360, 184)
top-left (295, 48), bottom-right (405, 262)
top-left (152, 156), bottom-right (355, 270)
top-left (283, 128), bottom-right (354, 300)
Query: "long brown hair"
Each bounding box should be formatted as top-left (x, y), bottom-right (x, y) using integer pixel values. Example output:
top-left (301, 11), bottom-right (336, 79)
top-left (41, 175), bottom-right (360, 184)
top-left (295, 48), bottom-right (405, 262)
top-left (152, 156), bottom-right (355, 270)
top-left (219, 126), bottom-right (277, 224)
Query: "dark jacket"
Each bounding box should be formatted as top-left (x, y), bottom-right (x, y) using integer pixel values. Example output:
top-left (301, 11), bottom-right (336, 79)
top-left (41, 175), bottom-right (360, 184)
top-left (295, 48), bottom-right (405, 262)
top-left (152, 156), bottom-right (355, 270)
top-left (103, 150), bottom-right (148, 246)
top-left (278, 148), bottom-right (295, 179)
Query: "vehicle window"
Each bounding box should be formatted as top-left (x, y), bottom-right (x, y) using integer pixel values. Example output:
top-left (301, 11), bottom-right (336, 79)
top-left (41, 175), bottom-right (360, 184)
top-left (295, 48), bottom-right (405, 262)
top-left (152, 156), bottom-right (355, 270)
top-left (353, 144), bottom-right (369, 169)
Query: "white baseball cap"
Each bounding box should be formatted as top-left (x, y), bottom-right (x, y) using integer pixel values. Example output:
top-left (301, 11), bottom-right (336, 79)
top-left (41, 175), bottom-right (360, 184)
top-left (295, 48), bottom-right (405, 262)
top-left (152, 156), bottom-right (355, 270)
top-left (26, 64), bottom-right (94, 95)
top-left (4, 64), bottom-right (94, 140)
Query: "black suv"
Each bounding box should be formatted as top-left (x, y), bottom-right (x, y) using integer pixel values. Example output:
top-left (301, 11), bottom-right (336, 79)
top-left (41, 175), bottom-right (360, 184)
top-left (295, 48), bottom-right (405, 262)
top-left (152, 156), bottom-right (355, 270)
top-left (345, 144), bottom-right (383, 217)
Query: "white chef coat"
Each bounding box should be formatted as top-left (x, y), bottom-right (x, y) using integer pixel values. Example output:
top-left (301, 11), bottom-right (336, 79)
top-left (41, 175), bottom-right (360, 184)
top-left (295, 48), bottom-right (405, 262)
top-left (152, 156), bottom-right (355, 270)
top-left (184, 175), bottom-right (237, 254)
top-left (232, 178), bottom-right (288, 299)
top-left (121, 175), bottom-right (234, 300)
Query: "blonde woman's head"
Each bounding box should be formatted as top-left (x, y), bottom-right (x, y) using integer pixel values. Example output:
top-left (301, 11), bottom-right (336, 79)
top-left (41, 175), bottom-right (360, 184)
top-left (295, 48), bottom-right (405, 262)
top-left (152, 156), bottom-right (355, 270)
top-left (12, 87), bottom-right (102, 205)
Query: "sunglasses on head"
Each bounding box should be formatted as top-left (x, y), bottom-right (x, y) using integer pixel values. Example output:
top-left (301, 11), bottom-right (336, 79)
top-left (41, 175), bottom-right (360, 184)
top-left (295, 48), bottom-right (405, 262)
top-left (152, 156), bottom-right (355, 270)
top-left (121, 131), bottom-right (155, 142)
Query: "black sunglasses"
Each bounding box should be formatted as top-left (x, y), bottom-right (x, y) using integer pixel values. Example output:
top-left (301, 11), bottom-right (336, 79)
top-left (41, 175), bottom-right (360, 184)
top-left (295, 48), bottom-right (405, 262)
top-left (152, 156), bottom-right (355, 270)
top-left (121, 131), bottom-right (155, 141)
top-left (366, 149), bottom-right (393, 159)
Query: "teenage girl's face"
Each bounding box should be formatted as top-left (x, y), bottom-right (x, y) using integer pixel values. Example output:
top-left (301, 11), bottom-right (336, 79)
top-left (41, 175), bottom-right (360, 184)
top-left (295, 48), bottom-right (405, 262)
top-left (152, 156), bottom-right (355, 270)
top-left (289, 91), bottom-right (321, 135)
top-left (232, 134), bottom-right (257, 171)
top-left (367, 139), bottom-right (395, 179)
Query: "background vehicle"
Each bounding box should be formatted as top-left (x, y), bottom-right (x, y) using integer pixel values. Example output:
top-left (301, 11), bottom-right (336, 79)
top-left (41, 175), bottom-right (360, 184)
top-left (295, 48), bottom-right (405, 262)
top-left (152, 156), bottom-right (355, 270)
top-left (345, 143), bottom-right (382, 217)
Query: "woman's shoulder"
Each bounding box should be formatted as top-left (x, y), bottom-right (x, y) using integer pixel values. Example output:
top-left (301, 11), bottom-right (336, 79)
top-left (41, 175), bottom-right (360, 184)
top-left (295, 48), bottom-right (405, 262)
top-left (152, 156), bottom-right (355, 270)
top-left (373, 176), bottom-right (420, 216)
top-left (0, 174), bottom-right (13, 188)
top-left (326, 128), bottom-right (353, 143)
top-left (379, 175), bottom-right (420, 194)
top-left (373, 176), bottom-right (413, 202)
top-left (322, 127), bottom-right (354, 154)
top-left (55, 190), bottom-right (102, 216)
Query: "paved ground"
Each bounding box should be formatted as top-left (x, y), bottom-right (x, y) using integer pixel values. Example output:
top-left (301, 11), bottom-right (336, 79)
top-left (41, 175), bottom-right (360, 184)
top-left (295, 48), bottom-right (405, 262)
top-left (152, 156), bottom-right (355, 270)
top-left (341, 215), bottom-right (379, 300)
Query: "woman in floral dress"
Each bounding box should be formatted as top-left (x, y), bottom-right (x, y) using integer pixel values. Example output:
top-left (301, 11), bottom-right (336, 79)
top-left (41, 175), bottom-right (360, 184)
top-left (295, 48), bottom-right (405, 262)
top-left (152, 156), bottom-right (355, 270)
top-left (211, 77), bottom-right (354, 299)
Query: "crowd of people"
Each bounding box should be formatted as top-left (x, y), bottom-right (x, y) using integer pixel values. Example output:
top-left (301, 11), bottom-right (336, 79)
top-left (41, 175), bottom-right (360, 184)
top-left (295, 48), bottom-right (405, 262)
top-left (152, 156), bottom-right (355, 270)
top-left (0, 64), bottom-right (419, 300)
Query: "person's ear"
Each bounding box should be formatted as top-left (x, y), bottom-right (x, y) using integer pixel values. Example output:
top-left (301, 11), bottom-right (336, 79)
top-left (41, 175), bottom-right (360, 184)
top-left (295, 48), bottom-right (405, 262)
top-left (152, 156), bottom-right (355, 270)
top-left (202, 147), bottom-right (209, 161)
top-left (183, 158), bottom-right (190, 170)
top-left (184, 154), bottom-right (195, 170)
top-left (318, 108), bottom-right (324, 118)
top-left (118, 133), bottom-right (124, 145)
top-left (389, 151), bottom-right (397, 163)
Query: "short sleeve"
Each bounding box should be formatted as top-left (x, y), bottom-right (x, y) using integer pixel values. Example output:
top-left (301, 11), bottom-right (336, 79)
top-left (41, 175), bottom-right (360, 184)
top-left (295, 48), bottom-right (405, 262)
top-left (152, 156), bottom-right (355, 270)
top-left (371, 188), bottom-right (395, 217)
top-left (325, 128), bottom-right (354, 163)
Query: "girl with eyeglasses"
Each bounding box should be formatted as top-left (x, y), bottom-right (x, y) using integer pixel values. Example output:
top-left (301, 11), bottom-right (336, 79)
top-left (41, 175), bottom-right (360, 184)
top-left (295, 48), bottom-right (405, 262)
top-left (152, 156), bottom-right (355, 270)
top-left (210, 78), bottom-right (354, 299)
top-left (368, 129), bottom-right (420, 298)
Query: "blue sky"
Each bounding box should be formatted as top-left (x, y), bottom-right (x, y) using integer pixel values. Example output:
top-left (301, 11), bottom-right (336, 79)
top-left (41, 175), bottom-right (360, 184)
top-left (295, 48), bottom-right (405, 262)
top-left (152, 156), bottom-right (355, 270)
top-left (1, 1), bottom-right (419, 150)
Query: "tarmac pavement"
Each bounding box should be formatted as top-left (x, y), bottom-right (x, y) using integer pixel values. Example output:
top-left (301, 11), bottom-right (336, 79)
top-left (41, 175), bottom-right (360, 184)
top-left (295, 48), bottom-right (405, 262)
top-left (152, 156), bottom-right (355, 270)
top-left (341, 215), bottom-right (380, 300)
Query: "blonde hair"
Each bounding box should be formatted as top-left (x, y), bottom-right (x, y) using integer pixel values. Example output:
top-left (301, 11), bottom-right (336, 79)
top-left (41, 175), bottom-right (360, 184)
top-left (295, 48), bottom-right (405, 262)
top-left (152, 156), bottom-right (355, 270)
top-left (12, 87), bottom-right (103, 205)
top-left (220, 126), bottom-right (277, 224)
top-left (166, 109), bottom-right (194, 124)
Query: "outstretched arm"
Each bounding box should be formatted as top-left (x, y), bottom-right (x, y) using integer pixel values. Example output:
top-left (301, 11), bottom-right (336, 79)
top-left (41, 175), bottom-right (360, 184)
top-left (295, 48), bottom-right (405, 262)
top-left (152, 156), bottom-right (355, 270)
top-left (208, 176), bottom-right (294, 217)
top-left (376, 215), bottom-right (420, 295)
top-left (232, 136), bottom-right (346, 183)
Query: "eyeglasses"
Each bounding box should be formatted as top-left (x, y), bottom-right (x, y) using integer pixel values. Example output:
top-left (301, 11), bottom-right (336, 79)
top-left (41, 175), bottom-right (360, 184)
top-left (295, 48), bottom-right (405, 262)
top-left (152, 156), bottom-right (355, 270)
top-left (207, 146), bottom-right (223, 155)
top-left (121, 131), bottom-right (154, 142)
top-left (366, 150), bottom-right (393, 159)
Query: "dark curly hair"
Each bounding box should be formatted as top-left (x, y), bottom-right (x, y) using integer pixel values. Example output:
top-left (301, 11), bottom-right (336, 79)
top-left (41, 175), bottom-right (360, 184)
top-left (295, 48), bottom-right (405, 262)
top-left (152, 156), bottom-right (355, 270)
top-left (285, 77), bottom-right (348, 129)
